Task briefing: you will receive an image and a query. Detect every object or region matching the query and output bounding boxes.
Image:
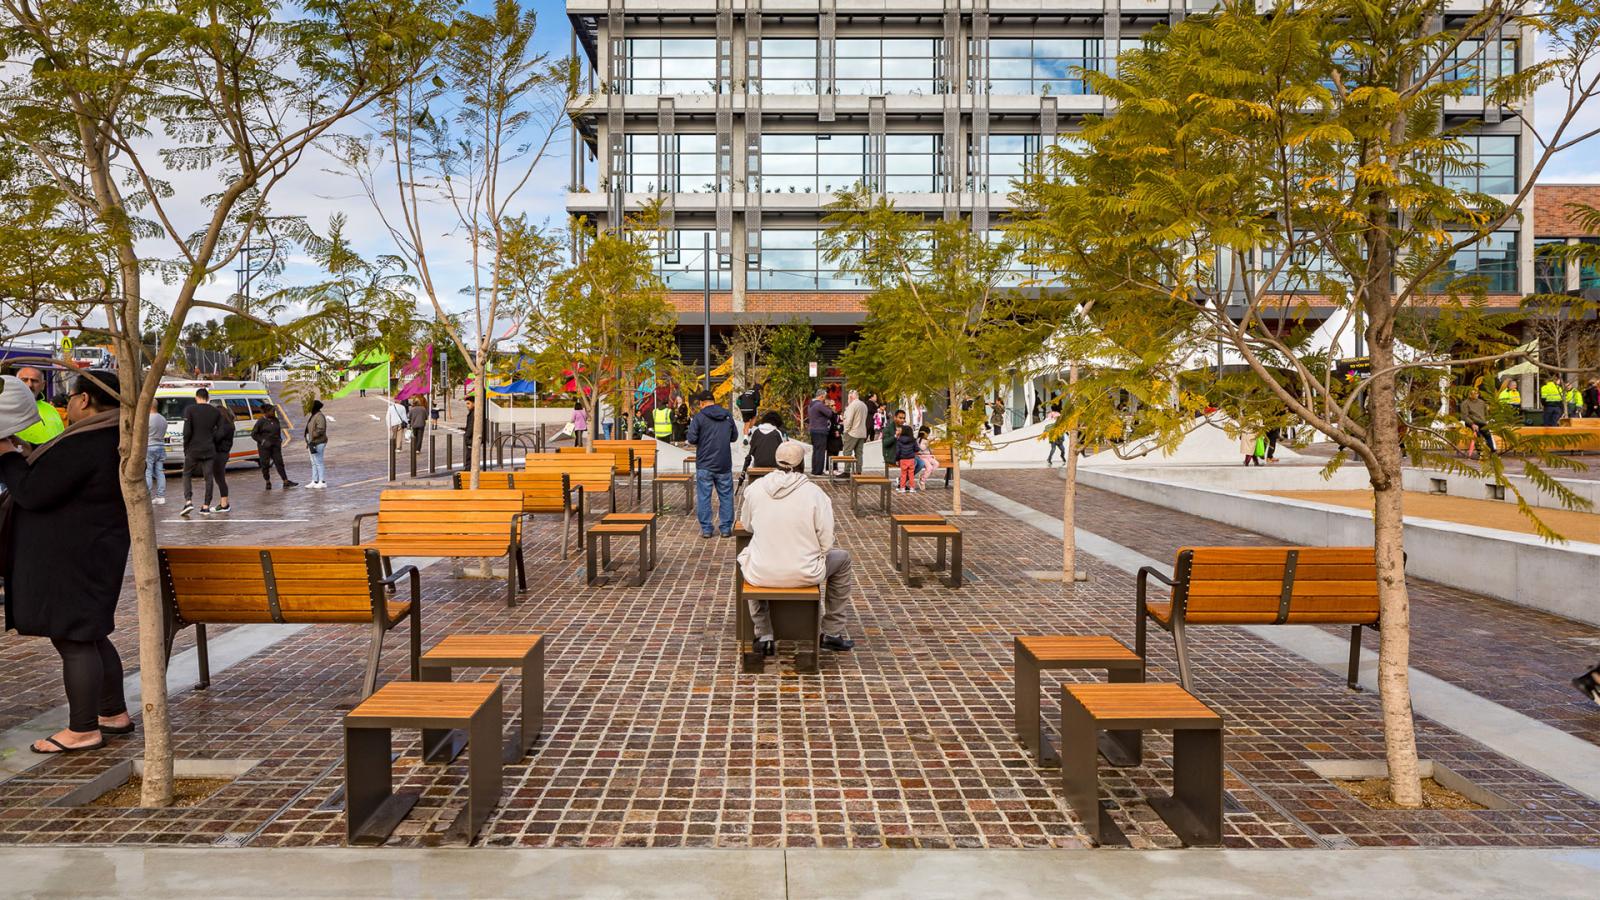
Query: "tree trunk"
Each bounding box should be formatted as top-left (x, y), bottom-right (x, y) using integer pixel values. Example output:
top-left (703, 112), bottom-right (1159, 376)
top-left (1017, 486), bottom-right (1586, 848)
top-left (1062, 360), bottom-right (1080, 585)
top-left (949, 381), bottom-right (963, 515)
top-left (1366, 340), bottom-right (1423, 808)
top-left (122, 408), bottom-right (172, 808)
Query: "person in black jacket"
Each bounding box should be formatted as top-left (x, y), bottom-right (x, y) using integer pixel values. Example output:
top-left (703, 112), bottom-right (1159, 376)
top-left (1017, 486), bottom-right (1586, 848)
top-left (743, 411), bottom-right (785, 475)
top-left (0, 370), bottom-right (133, 754)
top-left (251, 402), bottom-right (296, 489)
top-left (685, 390), bottom-right (738, 538)
top-left (210, 404), bottom-right (235, 512)
top-left (180, 388), bottom-right (222, 516)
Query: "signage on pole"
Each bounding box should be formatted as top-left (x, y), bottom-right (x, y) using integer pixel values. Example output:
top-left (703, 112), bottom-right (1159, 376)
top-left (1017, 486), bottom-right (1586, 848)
top-left (808, 361), bottom-right (818, 378)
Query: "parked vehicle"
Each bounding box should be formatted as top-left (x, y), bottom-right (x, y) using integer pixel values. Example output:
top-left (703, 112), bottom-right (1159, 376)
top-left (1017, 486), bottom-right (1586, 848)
top-left (154, 379), bottom-right (281, 470)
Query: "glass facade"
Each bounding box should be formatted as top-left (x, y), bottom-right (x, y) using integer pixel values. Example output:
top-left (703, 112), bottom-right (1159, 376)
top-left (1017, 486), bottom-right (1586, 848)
top-left (1534, 238), bottom-right (1567, 295)
top-left (1443, 39), bottom-right (1518, 97)
top-left (1443, 134), bottom-right (1516, 195)
top-left (624, 38), bottom-right (719, 94)
top-left (653, 229), bottom-right (732, 290)
top-left (749, 230), bottom-right (861, 290)
top-left (625, 134), bottom-right (717, 193)
top-left (985, 38), bottom-right (1101, 95)
top-left (755, 134), bottom-right (939, 194)
top-left (755, 39), bottom-right (818, 94)
top-left (1438, 230), bottom-right (1518, 293)
top-left (835, 39), bottom-right (940, 95)
top-left (884, 135), bottom-right (940, 192)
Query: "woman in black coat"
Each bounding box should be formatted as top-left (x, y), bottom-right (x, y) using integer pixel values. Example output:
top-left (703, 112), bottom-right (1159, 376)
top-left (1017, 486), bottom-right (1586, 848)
top-left (0, 371), bottom-right (133, 753)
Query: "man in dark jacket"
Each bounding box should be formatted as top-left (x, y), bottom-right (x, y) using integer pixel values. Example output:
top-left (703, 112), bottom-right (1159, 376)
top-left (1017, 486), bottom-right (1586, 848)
top-left (251, 402), bottom-right (296, 489)
top-left (805, 390), bottom-right (837, 475)
top-left (180, 387), bottom-right (222, 516)
top-left (0, 370), bottom-right (132, 753)
top-left (685, 389), bottom-right (738, 537)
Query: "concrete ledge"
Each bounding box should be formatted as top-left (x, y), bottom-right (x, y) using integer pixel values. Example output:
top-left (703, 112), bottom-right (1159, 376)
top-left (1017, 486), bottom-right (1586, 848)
top-left (1079, 468), bottom-right (1600, 626)
top-left (1401, 466), bottom-right (1600, 512)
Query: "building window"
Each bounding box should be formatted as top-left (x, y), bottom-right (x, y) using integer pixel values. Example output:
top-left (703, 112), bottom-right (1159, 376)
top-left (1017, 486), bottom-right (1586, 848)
top-left (1442, 39), bottom-right (1517, 97)
top-left (754, 39), bottom-right (817, 94)
top-left (1583, 238), bottom-right (1600, 290)
top-left (1438, 230), bottom-right (1518, 293)
top-left (749, 230), bottom-right (861, 290)
top-left (885, 135), bottom-right (940, 193)
top-left (1261, 240), bottom-right (1356, 293)
top-left (1443, 134), bottom-right (1517, 195)
top-left (986, 38), bottom-right (1101, 95)
top-left (1534, 238), bottom-right (1567, 295)
top-left (625, 134), bottom-right (717, 193)
top-left (653, 229), bottom-right (730, 290)
top-left (757, 134), bottom-right (867, 194)
top-left (835, 38), bottom-right (941, 95)
top-left (624, 38), bottom-right (719, 95)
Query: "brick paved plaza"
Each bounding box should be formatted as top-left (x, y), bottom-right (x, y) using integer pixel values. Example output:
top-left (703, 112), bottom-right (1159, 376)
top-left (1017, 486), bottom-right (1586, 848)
top-left (2, 395), bottom-right (1598, 875)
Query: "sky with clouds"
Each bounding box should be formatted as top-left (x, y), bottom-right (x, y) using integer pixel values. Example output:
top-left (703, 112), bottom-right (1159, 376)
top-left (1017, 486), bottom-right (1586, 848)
top-left (118, 1), bottom-right (1600, 332)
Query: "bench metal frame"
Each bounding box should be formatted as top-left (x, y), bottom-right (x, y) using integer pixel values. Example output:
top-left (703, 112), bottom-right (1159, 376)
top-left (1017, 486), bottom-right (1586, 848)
top-left (352, 508), bottom-right (527, 608)
top-left (420, 637), bottom-right (545, 766)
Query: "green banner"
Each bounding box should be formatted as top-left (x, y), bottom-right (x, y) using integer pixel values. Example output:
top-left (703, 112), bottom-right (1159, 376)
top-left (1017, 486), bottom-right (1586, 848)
top-left (332, 356), bottom-right (390, 398)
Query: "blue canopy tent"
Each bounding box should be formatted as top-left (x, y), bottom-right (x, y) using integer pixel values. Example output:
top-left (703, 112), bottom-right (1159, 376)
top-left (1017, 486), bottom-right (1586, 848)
top-left (487, 379), bottom-right (538, 394)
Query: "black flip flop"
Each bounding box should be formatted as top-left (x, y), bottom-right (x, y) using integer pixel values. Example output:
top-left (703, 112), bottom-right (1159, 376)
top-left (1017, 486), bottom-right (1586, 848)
top-left (29, 736), bottom-right (106, 755)
top-left (100, 721), bottom-right (136, 736)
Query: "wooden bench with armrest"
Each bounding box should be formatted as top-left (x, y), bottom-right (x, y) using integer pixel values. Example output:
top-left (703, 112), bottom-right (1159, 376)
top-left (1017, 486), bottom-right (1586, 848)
top-left (1136, 546), bottom-right (1380, 690)
top-left (525, 452), bottom-right (619, 514)
top-left (351, 489), bottom-right (527, 607)
top-left (454, 470), bottom-right (585, 559)
top-left (593, 438), bottom-right (659, 504)
top-left (159, 545), bottom-right (422, 698)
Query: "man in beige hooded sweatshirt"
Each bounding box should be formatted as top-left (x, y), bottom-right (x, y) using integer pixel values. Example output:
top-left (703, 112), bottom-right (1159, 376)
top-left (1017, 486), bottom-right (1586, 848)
top-left (737, 440), bottom-right (855, 655)
top-left (839, 389), bottom-right (868, 475)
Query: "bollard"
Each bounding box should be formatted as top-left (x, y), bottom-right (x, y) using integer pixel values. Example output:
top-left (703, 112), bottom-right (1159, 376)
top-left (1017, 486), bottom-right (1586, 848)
top-left (446, 433), bottom-right (454, 472)
top-left (409, 438), bottom-right (418, 478)
top-left (388, 438), bottom-right (396, 482)
top-left (429, 433), bottom-right (436, 475)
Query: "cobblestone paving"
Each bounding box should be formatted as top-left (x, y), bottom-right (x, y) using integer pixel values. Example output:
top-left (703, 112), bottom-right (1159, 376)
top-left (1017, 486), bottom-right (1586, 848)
top-left (2, 416), bottom-right (1598, 850)
top-left (965, 468), bottom-right (1600, 749)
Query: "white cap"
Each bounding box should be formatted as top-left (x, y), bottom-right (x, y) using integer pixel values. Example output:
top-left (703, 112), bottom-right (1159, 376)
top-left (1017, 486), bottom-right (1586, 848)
top-left (0, 375), bottom-right (43, 439)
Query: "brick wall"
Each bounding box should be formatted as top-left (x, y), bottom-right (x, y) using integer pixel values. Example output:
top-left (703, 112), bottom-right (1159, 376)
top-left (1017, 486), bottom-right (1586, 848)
top-left (1534, 184), bottom-right (1600, 237)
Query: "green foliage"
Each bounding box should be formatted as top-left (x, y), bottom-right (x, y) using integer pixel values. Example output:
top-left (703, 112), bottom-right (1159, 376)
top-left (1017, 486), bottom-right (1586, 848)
top-left (763, 317), bottom-right (822, 432)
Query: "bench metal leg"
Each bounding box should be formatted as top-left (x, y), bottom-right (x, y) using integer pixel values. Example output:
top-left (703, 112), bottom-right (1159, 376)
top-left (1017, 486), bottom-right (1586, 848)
top-left (345, 726), bottom-right (415, 847)
top-left (880, 482), bottom-right (891, 514)
top-left (1171, 617), bottom-right (1194, 691)
top-left (901, 530), bottom-right (921, 587)
top-left (633, 531), bottom-right (648, 587)
top-left (1347, 625), bottom-right (1363, 691)
top-left (361, 620), bottom-right (385, 699)
top-left (194, 623), bottom-right (212, 691)
top-left (407, 606), bottom-right (421, 683)
top-left (946, 534), bottom-right (963, 588)
top-left (850, 481), bottom-right (861, 516)
top-left (420, 664), bottom-right (467, 765)
top-left (1149, 726), bottom-right (1223, 847)
top-left (888, 520), bottom-right (899, 569)
top-left (586, 534), bottom-right (604, 587)
top-left (513, 642), bottom-right (543, 763)
top-left (1015, 648), bottom-right (1043, 762)
top-left (444, 690), bottom-right (503, 846)
top-left (1100, 668), bottom-right (1144, 767)
top-left (561, 508), bottom-right (571, 560)
top-left (1061, 701), bottom-right (1127, 846)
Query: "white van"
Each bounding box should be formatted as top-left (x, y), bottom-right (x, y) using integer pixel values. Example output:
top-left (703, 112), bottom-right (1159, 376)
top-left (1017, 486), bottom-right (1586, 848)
top-left (155, 379), bottom-right (282, 469)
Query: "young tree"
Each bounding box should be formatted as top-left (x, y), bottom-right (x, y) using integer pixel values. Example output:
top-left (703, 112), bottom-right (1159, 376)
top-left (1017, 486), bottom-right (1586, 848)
top-left (763, 317), bottom-right (823, 433)
top-left (0, 0), bottom-right (450, 806)
top-left (341, 0), bottom-right (577, 484)
top-left (1013, 0), bottom-right (1600, 806)
top-left (821, 185), bottom-right (1050, 513)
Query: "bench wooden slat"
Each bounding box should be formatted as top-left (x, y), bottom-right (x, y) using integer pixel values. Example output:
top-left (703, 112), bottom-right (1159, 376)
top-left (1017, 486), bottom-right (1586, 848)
top-left (1184, 546), bottom-right (1376, 565)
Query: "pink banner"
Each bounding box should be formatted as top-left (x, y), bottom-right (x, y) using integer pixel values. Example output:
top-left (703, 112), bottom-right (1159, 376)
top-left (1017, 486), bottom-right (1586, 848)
top-left (394, 345), bottom-right (433, 403)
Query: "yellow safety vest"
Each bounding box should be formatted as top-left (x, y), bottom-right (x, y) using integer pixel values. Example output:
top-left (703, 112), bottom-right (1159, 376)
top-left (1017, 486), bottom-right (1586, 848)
top-left (1540, 381), bottom-right (1562, 403)
top-left (16, 399), bottom-right (65, 445)
top-left (652, 406), bottom-right (672, 438)
top-left (1498, 388), bottom-right (1519, 406)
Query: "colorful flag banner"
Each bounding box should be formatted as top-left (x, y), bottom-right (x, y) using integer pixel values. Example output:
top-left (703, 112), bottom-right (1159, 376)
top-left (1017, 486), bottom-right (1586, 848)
top-left (394, 344), bottom-right (433, 402)
top-left (331, 349), bottom-right (390, 399)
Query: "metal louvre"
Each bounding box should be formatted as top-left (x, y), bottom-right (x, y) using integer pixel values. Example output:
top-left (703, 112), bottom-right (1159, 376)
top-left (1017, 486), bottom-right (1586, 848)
top-left (820, 3), bottom-right (836, 123)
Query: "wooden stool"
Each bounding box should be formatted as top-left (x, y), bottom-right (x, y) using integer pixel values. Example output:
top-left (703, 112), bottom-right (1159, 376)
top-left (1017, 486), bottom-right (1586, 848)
top-left (682, 454), bottom-right (696, 474)
top-left (653, 472), bottom-right (693, 515)
top-left (585, 521), bottom-right (650, 586)
top-left (734, 582), bottom-right (823, 674)
top-left (601, 512), bottom-right (658, 569)
top-left (1014, 636), bottom-right (1144, 765)
top-left (1061, 683), bottom-right (1223, 847)
top-left (420, 634), bottom-right (545, 765)
top-left (344, 681), bottom-right (502, 847)
top-left (850, 474), bottom-right (893, 516)
top-left (827, 454), bottom-right (856, 476)
top-left (888, 514), bottom-right (947, 569)
top-left (898, 523), bottom-right (963, 587)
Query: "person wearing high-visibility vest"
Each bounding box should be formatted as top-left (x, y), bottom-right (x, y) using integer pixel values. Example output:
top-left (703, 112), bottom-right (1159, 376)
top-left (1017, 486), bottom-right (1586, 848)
top-left (1566, 383), bottom-right (1584, 422)
top-left (1540, 378), bottom-right (1564, 426)
top-left (1497, 380), bottom-right (1521, 408)
top-left (14, 367), bottom-right (65, 447)
top-left (651, 402), bottom-right (673, 441)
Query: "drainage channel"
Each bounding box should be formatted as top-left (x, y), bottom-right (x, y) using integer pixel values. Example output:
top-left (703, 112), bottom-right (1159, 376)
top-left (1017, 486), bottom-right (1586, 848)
top-left (214, 757), bottom-right (345, 848)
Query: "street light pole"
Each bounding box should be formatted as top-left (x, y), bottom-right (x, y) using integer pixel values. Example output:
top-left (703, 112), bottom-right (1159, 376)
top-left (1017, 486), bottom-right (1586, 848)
top-left (702, 232), bottom-right (712, 393)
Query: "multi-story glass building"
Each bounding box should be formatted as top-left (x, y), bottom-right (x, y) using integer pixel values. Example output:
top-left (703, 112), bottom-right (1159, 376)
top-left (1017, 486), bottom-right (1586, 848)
top-left (565, 1), bottom-right (1538, 403)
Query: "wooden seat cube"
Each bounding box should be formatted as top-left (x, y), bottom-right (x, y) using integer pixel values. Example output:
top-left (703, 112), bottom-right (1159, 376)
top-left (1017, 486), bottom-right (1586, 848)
top-left (734, 582), bottom-right (823, 674)
top-left (585, 522), bottom-right (651, 587)
top-left (887, 514), bottom-right (946, 569)
top-left (601, 513), bottom-right (658, 570)
top-left (682, 454), bottom-right (696, 474)
top-left (420, 634), bottom-right (545, 765)
top-left (1060, 683), bottom-right (1223, 847)
top-left (344, 681), bottom-right (502, 847)
top-left (1014, 636), bottom-right (1144, 765)
top-left (653, 472), bottom-right (694, 515)
top-left (898, 523), bottom-right (964, 588)
top-left (850, 474), bottom-right (893, 516)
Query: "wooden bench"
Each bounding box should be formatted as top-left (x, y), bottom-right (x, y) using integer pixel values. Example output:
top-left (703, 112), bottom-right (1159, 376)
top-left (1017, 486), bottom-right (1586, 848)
top-left (454, 470), bottom-right (584, 559)
top-left (420, 634), bottom-right (544, 765)
top-left (929, 441), bottom-right (954, 488)
top-left (585, 520), bottom-right (652, 587)
top-left (827, 454), bottom-right (857, 476)
top-left (734, 583), bottom-right (823, 674)
top-left (344, 681), bottom-right (502, 846)
top-left (1136, 546), bottom-right (1380, 690)
top-left (525, 452), bottom-right (618, 514)
top-left (683, 454), bottom-right (696, 474)
top-left (888, 514), bottom-right (947, 569)
top-left (653, 471), bottom-right (693, 515)
top-left (1014, 636), bottom-right (1145, 766)
top-left (897, 523), bottom-right (963, 588)
top-left (594, 438), bottom-right (659, 504)
top-left (601, 512), bottom-right (658, 570)
top-left (1061, 683), bottom-right (1223, 847)
top-left (352, 490), bottom-right (527, 608)
top-left (159, 546), bottom-right (422, 698)
top-left (849, 474), bottom-right (893, 516)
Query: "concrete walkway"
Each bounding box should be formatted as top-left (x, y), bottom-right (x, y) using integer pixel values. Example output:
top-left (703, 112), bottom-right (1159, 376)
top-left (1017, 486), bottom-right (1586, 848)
top-left (3, 846), bottom-right (1596, 898)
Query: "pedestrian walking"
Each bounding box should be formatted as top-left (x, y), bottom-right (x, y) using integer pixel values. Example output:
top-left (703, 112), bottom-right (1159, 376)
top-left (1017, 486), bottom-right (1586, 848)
top-left (251, 402), bottom-right (296, 488)
top-left (408, 397), bottom-right (427, 448)
top-left (840, 390), bottom-right (868, 474)
top-left (571, 401), bottom-right (587, 447)
top-left (686, 389), bottom-right (738, 537)
top-left (386, 397), bottom-right (407, 449)
top-left (1044, 408), bottom-right (1066, 466)
top-left (146, 401), bottom-right (168, 505)
top-left (1241, 430), bottom-right (1263, 466)
top-left (211, 404), bottom-right (235, 512)
top-left (304, 399), bottom-right (329, 488)
top-left (179, 387), bottom-right (221, 516)
top-left (0, 370), bottom-right (133, 754)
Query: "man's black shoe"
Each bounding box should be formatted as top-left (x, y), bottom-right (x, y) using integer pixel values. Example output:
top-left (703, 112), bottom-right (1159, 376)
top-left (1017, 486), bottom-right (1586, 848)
top-left (756, 639), bottom-right (776, 657)
top-left (701, 530), bottom-right (714, 539)
top-left (820, 634), bottom-right (854, 652)
top-left (284, 480), bottom-right (299, 487)
top-left (264, 481), bottom-right (272, 490)
top-left (720, 530), bottom-right (732, 538)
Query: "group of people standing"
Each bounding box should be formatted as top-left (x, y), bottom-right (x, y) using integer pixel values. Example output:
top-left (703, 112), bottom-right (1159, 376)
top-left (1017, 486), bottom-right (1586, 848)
top-left (167, 388), bottom-right (318, 516)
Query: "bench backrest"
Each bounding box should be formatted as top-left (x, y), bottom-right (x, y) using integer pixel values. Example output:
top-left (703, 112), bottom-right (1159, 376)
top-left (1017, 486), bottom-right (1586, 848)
top-left (453, 471), bottom-right (570, 514)
top-left (1175, 546), bottom-right (1379, 624)
top-left (159, 546), bottom-right (383, 625)
top-left (524, 452), bottom-right (616, 492)
top-left (593, 438), bottom-right (657, 470)
top-left (376, 489), bottom-right (523, 543)
top-left (928, 441), bottom-right (954, 466)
